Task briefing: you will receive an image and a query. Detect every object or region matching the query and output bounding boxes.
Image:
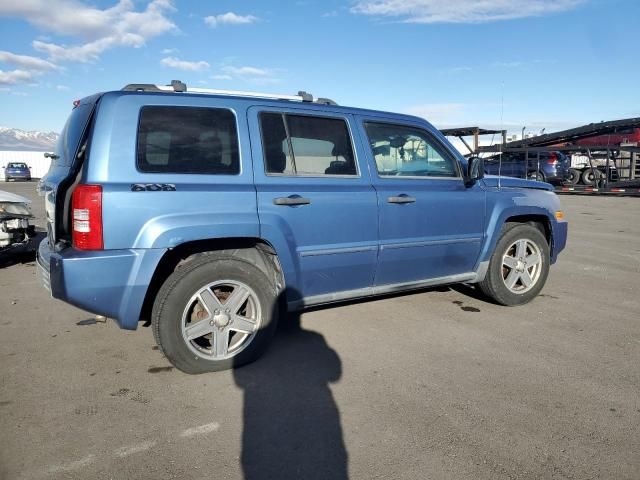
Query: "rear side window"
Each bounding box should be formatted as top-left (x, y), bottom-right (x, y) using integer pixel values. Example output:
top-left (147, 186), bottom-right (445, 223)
top-left (260, 113), bottom-right (357, 176)
top-left (137, 106), bottom-right (240, 174)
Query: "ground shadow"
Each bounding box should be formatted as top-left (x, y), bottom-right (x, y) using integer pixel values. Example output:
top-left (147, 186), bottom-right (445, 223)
top-left (233, 293), bottom-right (348, 480)
top-left (0, 230), bottom-right (45, 269)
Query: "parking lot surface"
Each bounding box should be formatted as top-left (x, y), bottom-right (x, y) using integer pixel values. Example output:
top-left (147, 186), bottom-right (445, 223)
top-left (1, 181), bottom-right (639, 479)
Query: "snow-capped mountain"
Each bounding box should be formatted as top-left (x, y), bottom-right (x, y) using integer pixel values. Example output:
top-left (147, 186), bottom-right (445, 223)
top-left (0, 127), bottom-right (59, 151)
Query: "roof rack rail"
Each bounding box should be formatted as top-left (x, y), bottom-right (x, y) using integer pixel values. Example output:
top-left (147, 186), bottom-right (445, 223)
top-left (121, 80), bottom-right (338, 105)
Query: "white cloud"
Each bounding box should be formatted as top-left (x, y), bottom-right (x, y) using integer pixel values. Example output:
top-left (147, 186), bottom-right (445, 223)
top-left (0, 51), bottom-right (58, 71)
top-left (161, 48), bottom-right (178, 54)
top-left (0, 69), bottom-right (34, 85)
top-left (204, 12), bottom-right (258, 27)
top-left (211, 74), bottom-right (233, 81)
top-left (351, 0), bottom-right (585, 23)
top-left (161, 56), bottom-right (209, 71)
top-left (222, 66), bottom-right (272, 77)
top-left (218, 65), bottom-right (278, 84)
top-left (56, 84), bottom-right (70, 90)
top-left (0, 0), bottom-right (177, 63)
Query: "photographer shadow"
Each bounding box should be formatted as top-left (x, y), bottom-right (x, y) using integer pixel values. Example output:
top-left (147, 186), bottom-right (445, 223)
top-left (233, 293), bottom-right (348, 479)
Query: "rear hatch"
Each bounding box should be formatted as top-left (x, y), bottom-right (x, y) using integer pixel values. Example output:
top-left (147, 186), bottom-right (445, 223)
top-left (40, 95), bottom-right (100, 248)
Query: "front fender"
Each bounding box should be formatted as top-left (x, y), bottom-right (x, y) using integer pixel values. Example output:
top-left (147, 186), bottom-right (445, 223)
top-left (479, 190), bottom-right (562, 266)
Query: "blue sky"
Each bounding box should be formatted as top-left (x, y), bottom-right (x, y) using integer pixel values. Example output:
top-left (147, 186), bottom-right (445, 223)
top-left (1, 0), bottom-right (639, 135)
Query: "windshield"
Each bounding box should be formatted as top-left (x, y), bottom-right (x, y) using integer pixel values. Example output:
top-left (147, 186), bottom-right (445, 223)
top-left (53, 103), bottom-right (94, 167)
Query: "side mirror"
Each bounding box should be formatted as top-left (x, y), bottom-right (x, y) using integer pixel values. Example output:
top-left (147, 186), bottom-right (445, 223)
top-left (465, 156), bottom-right (484, 187)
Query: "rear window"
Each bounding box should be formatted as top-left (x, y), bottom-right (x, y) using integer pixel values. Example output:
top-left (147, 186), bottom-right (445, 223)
top-left (137, 106), bottom-right (240, 174)
top-left (7, 163), bottom-right (27, 168)
top-left (54, 103), bottom-right (94, 167)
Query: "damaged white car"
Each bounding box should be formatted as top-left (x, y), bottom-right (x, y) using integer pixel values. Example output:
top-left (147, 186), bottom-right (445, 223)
top-left (0, 190), bottom-right (36, 253)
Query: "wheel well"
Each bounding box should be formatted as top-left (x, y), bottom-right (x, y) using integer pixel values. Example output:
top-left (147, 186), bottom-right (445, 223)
top-left (138, 237), bottom-right (284, 324)
top-left (504, 215), bottom-right (551, 246)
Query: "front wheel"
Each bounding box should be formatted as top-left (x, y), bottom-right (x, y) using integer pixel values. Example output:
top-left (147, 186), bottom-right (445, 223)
top-left (478, 224), bottom-right (550, 306)
top-left (152, 253), bottom-right (279, 374)
top-left (567, 168), bottom-right (581, 185)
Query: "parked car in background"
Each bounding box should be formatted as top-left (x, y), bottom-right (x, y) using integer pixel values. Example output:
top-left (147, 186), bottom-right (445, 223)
top-left (484, 151), bottom-right (570, 185)
top-left (0, 190), bottom-right (36, 253)
top-left (37, 81), bottom-right (568, 374)
top-left (3, 162), bottom-right (32, 181)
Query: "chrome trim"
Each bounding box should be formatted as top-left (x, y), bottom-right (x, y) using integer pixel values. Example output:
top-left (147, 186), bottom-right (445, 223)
top-left (381, 237), bottom-right (482, 250)
top-left (299, 245), bottom-right (377, 257)
top-left (288, 272), bottom-right (478, 310)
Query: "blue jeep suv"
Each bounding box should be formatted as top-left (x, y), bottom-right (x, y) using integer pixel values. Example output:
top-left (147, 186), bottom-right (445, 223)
top-left (37, 81), bottom-right (568, 374)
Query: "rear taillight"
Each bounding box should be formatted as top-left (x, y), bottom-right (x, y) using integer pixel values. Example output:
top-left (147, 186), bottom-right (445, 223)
top-left (547, 152), bottom-right (558, 165)
top-left (72, 184), bottom-right (103, 250)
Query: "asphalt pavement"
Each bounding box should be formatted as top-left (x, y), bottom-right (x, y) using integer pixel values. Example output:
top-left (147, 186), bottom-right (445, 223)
top-left (1, 181), bottom-right (639, 479)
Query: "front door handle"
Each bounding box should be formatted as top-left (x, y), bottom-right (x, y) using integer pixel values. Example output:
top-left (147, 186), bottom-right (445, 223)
top-left (387, 195), bottom-right (416, 204)
top-left (273, 196), bottom-right (311, 206)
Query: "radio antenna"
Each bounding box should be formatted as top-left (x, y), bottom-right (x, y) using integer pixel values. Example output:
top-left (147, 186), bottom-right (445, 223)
top-left (498, 81), bottom-right (504, 189)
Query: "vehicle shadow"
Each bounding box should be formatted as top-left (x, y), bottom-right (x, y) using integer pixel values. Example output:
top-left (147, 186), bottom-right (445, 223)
top-left (0, 230), bottom-right (45, 269)
top-left (233, 292), bottom-right (348, 480)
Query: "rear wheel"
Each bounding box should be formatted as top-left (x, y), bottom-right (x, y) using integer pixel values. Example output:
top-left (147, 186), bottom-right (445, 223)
top-left (581, 167), bottom-right (603, 185)
top-left (478, 224), bottom-right (550, 306)
top-left (152, 253), bottom-right (278, 374)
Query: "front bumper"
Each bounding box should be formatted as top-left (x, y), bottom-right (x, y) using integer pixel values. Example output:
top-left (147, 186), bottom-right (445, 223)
top-left (37, 239), bottom-right (166, 330)
top-left (551, 220), bottom-right (568, 263)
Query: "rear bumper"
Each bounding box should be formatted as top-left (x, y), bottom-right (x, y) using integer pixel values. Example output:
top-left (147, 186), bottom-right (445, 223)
top-left (37, 239), bottom-right (166, 330)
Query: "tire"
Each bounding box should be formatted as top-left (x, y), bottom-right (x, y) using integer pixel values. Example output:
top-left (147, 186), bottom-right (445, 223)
top-left (581, 167), bottom-right (602, 186)
top-left (152, 252), bottom-right (279, 374)
top-left (567, 168), bottom-right (581, 185)
top-left (478, 224), bottom-right (550, 306)
top-left (527, 170), bottom-right (545, 182)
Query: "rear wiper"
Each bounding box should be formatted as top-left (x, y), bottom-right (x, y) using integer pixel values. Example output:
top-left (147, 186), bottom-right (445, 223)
top-left (44, 152), bottom-right (59, 159)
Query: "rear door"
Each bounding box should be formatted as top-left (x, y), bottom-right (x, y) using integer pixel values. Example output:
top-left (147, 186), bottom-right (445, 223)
top-left (358, 117), bottom-right (485, 285)
top-left (40, 96), bottom-right (98, 247)
top-left (248, 106), bottom-right (378, 301)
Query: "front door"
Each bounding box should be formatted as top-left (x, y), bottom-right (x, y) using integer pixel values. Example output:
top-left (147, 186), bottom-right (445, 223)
top-left (357, 118), bottom-right (486, 286)
top-left (248, 107), bottom-right (378, 302)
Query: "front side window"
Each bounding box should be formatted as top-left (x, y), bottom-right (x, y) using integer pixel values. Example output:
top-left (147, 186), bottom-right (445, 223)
top-left (364, 122), bottom-right (458, 178)
top-left (137, 106), bottom-right (240, 174)
top-left (260, 113), bottom-right (357, 176)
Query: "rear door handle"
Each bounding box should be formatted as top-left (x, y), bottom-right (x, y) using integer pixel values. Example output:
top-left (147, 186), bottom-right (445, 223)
top-left (387, 195), bottom-right (416, 204)
top-left (273, 196), bottom-right (311, 206)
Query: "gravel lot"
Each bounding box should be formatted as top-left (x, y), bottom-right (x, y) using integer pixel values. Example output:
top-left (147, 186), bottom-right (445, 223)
top-left (1, 181), bottom-right (639, 480)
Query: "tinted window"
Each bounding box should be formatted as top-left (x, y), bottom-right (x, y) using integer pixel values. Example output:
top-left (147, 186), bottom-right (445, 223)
top-left (260, 113), bottom-right (357, 176)
top-left (137, 106), bottom-right (239, 174)
top-left (365, 122), bottom-right (458, 178)
top-left (54, 103), bottom-right (94, 167)
top-left (8, 163), bottom-right (27, 168)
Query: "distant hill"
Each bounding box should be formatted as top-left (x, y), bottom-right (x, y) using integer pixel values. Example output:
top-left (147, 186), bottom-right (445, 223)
top-left (0, 126), bottom-right (59, 151)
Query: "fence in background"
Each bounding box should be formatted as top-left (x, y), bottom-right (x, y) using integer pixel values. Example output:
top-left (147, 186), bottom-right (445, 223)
top-left (0, 151), bottom-right (51, 180)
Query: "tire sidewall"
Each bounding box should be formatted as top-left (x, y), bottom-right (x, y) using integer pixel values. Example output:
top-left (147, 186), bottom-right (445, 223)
top-left (153, 256), bottom-right (278, 374)
top-left (485, 224), bottom-right (550, 306)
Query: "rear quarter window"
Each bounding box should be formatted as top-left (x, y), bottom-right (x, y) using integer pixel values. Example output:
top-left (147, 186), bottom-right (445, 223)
top-left (137, 106), bottom-right (240, 174)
